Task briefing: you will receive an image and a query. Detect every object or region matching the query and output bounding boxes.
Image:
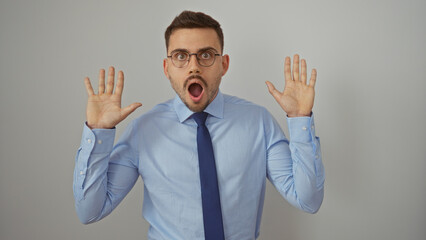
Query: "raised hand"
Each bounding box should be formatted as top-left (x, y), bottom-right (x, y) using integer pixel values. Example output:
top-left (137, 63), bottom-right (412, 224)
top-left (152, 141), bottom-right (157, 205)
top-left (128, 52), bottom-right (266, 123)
top-left (84, 67), bottom-right (142, 129)
top-left (266, 54), bottom-right (317, 117)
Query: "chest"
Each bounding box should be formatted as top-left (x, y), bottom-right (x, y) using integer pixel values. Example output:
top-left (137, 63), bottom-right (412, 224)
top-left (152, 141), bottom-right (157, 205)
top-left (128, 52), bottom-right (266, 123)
top-left (137, 119), bottom-right (267, 193)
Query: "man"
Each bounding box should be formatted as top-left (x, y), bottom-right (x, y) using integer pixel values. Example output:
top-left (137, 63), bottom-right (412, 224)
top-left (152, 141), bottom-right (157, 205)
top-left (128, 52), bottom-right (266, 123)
top-left (74, 10), bottom-right (324, 240)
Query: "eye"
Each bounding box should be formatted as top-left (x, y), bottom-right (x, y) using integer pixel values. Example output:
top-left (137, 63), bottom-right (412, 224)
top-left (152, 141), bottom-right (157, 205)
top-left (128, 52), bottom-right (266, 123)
top-left (199, 51), bottom-right (212, 59)
top-left (173, 52), bottom-right (188, 61)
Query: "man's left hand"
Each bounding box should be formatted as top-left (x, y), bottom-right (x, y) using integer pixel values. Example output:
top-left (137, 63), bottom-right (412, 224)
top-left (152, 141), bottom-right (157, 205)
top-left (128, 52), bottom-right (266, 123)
top-left (266, 54), bottom-right (317, 117)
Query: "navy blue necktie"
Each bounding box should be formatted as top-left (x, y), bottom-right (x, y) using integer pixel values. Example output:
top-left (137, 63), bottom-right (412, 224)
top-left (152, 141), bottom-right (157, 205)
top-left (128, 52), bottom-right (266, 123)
top-left (192, 112), bottom-right (225, 240)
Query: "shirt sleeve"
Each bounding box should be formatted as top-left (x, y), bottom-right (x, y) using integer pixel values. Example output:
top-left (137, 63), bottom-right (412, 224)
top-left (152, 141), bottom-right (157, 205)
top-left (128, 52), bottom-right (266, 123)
top-left (266, 112), bottom-right (324, 214)
top-left (73, 122), bottom-right (140, 224)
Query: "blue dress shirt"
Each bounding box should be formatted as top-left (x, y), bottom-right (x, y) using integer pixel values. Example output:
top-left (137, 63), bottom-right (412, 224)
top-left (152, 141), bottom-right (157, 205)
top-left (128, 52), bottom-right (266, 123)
top-left (73, 91), bottom-right (324, 240)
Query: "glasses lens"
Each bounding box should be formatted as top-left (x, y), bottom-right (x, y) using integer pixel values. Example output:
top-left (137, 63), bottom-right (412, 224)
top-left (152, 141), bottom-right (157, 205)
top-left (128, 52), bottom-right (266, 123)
top-left (197, 49), bottom-right (216, 67)
top-left (171, 51), bottom-right (189, 68)
top-left (170, 49), bottom-right (219, 68)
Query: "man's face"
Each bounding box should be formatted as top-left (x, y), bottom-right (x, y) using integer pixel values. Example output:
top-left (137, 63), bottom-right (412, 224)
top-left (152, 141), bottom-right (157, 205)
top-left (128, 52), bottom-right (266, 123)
top-left (163, 28), bottom-right (229, 112)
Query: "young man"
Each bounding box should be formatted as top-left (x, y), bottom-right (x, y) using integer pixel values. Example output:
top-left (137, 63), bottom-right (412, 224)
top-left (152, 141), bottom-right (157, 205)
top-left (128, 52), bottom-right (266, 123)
top-left (74, 10), bottom-right (324, 240)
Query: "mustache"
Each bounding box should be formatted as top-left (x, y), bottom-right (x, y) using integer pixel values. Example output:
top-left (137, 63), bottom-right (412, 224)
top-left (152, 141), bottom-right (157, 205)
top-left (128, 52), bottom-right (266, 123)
top-left (184, 75), bottom-right (207, 88)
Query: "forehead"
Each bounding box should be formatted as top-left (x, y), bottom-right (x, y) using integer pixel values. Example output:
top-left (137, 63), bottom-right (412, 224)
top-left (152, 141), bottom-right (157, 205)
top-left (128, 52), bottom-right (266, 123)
top-left (168, 28), bottom-right (221, 53)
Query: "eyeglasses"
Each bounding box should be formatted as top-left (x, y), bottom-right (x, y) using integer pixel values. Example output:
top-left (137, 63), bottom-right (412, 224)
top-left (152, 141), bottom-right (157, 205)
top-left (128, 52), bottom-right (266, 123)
top-left (167, 49), bottom-right (221, 68)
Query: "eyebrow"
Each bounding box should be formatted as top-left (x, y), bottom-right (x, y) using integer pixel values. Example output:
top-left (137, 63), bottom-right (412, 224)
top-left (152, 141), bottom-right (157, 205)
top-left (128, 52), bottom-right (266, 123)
top-left (170, 47), bottom-right (219, 54)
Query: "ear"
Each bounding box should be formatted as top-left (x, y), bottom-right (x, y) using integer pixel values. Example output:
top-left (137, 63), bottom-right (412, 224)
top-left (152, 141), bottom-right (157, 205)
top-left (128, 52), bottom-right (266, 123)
top-left (163, 58), bottom-right (170, 79)
top-left (221, 54), bottom-right (230, 76)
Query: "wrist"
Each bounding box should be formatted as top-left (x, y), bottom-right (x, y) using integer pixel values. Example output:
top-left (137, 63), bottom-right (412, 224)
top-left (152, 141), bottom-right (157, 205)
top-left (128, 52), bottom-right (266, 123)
top-left (86, 122), bottom-right (97, 129)
top-left (287, 111), bottom-right (312, 118)
top-left (86, 121), bottom-right (114, 129)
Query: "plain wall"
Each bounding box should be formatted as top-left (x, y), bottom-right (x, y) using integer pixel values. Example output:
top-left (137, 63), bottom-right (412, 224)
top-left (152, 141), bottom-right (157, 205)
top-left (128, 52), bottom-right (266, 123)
top-left (1, 0), bottom-right (425, 239)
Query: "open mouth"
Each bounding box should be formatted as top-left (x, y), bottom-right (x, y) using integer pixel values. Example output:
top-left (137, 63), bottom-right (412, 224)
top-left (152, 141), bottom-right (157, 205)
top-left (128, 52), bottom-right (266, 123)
top-left (188, 83), bottom-right (204, 102)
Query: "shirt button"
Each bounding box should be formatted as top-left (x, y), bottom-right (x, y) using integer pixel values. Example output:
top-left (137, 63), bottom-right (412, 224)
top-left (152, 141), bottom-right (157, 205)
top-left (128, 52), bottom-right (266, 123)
top-left (302, 126), bottom-right (307, 131)
top-left (98, 140), bottom-right (102, 144)
top-left (311, 125), bottom-right (314, 129)
top-left (315, 155), bottom-right (319, 159)
top-left (87, 139), bottom-right (92, 144)
top-left (80, 171), bottom-right (84, 175)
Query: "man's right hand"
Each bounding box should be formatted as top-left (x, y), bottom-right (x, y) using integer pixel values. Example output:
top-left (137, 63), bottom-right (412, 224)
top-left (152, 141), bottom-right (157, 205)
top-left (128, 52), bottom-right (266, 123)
top-left (84, 66), bottom-right (142, 129)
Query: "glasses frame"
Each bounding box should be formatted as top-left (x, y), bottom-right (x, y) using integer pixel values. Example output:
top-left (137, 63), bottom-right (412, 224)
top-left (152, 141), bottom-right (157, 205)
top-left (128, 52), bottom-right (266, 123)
top-left (167, 49), bottom-right (221, 68)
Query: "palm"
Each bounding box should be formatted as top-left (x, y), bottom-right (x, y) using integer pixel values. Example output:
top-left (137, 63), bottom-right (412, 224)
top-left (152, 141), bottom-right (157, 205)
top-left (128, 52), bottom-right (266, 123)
top-left (266, 54), bottom-right (317, 117)
top-left (84, 67), bottom-right (142, 129)
top-left (281, 79), bottom-right (315, 116)
top-left (87, 94), bottom-right (122, 129)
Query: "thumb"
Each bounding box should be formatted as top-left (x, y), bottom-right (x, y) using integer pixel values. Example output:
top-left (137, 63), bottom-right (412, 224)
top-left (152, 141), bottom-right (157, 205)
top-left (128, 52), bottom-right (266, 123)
top-left (121, 102), bottom-right (142, 118)
top-left (265, 81), bottom-right (282, 103)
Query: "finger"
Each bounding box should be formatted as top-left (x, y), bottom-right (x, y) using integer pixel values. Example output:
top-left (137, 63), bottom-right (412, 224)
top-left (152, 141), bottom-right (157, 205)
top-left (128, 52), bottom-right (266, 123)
top-left (121, 102), bottom-right (143, 119)
top-left (301, 59), bottom-right (307, 84)
top-left (284, 56), bottom-right (292, 83)
top-left (84, 77), bottom-right (95, 96)
top-left (265, 81), bottom-right (282, 103)
top-left (98, 68), bottom-right (105, 94)
top-left (309, 68), bottom-right (317, 88)
top-left (293, 54), bottom-right (300, 81)
top-left (115, 70), bottom-right (124, 96)
top-left (106, 66), bottom-right (115, 94)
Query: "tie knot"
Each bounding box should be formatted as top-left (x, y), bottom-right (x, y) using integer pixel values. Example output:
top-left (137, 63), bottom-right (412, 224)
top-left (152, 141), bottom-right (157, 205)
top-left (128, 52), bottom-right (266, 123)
top-left (192, 112), bottom-right (208, 126)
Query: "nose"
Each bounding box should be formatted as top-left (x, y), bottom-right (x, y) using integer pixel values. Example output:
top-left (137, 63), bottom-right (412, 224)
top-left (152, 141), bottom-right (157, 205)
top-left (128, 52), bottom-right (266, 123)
top-left (188, 54), bottom-right (201, 74)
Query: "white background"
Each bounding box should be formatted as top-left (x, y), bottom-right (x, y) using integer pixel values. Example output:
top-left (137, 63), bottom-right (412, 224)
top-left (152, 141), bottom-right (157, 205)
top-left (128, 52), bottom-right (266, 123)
top-left (1, 0), bottom-right (425, 239)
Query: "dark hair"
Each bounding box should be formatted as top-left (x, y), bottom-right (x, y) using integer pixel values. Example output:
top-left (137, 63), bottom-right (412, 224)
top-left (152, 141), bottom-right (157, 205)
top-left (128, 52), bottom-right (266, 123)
top-left (165, 11), bottom-right (224, 52)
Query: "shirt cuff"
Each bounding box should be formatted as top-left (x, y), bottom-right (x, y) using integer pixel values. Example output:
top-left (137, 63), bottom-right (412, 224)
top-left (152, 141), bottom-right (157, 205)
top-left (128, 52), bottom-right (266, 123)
top-left (286, 113), bottom-right (316, 142)
top-left (80, 122), bottom-right (116, 154)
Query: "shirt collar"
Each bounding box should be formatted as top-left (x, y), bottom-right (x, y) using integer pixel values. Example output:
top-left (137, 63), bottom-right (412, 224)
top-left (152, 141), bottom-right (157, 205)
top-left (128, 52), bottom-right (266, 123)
top-left (173, 90), bottom-right (224, 123)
